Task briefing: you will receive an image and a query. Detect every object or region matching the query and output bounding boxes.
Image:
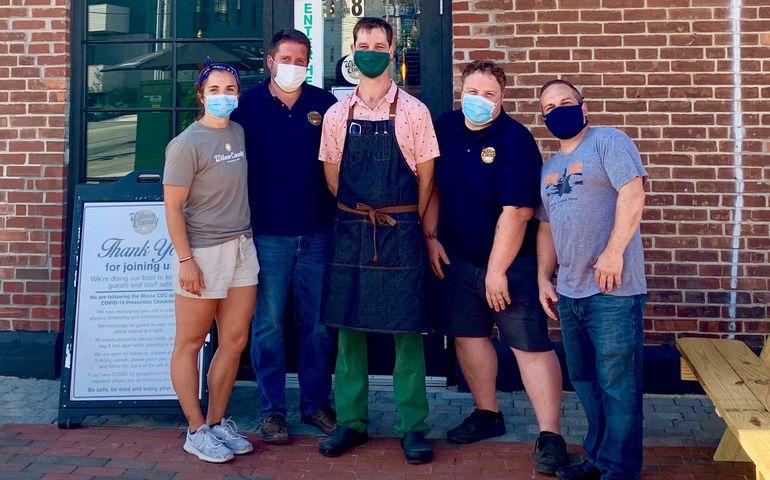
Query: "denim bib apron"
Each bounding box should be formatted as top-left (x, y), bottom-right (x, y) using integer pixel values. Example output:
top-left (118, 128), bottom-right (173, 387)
top-left (322, 91), bottom-right (427, 333)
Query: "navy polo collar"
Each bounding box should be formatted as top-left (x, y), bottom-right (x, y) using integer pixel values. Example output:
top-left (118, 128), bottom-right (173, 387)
top-left (454, 107), bottom-right (507, 141)
top-left (260, 77), bottom-right (310, 103)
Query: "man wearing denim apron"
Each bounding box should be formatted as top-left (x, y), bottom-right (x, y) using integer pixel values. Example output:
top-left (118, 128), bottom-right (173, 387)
top-left (537, 79), bottom-right (648, 480)
top-left (317, 17), bottom-right (439, 465)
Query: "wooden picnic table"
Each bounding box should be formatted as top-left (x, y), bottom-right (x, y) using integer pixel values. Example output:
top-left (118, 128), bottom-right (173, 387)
top-left (677, 337), bottom-right (770, 464)
top-left (739, 429), bottom-right (770, 480)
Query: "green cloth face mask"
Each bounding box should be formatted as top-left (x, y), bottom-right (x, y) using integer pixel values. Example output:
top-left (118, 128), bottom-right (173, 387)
top-left (354, 50), bottom-right (391, 78)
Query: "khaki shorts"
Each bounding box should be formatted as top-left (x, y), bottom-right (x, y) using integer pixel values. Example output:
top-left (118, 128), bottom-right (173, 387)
top-left (171, 235), bottom-right (259, 299)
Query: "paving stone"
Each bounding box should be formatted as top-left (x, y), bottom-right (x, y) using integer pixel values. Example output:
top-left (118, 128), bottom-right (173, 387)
top-left (673, 396), bottom-right (706, 407)
top-left (10, 454), bottom-right (110, 467)
top-left (0, 462), bottom-right (29, 473)
top-left (0, 473), bottom-right (45, 480)
top-left (644, 411), bottom-right (683, 422)
top-left (22, 463), bottom-right (78, 474)
top-left (0, 438), bottom-right (32, 446)
top-left (224, 476), bottom-right (277, 480)
top-left (671, 420), bottom-right (705, 431)
top-left (105, 459), bottom-right (158, 470)
top-left (653, 404), bottom-right (695, 414)
top-left (120, 469), bottom-right (176, 479)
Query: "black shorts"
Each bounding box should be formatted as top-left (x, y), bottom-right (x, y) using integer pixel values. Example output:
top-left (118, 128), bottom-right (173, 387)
top-left (439, 253), bottom-right (552, 352)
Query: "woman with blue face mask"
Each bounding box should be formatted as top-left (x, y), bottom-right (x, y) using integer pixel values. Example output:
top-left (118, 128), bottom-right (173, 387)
top-left (163, 57), bottom-right (258, 463)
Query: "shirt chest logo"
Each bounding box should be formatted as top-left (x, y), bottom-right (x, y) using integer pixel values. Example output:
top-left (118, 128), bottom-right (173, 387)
top-left (544, 162), bottom-right (583, 197)
top-left (307, 111), bottom-right (322, 126)
top-left (481, 147), bottom-right (496, 164)
top-left (214, 149), bottom-right (245, 163)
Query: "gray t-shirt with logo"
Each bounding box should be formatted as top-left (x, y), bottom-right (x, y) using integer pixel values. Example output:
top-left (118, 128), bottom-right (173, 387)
top-left (163, 121), bottom-right (252, 248)
top-left (539, 127), bottom-right (648, 299)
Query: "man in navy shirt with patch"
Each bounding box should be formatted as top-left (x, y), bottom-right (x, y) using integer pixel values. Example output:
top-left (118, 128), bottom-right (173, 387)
top-left (230, 29), bottom-right (338, 444)
top-left (423, 60), bottom-right (568, 475)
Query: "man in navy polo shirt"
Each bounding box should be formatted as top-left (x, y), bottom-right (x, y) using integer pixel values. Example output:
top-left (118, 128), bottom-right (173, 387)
top-left (230, 29), bottom-right (338, 445)
top-left (423, 60), bottom-right (568, 475)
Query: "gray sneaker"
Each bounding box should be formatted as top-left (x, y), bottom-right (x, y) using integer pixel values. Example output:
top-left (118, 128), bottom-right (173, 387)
top-left (210, 418), bottom-right (254, 454)
top-left (183, 425), bottom-right (234, 463)
top-left (258, 413), bottom-right (289, 444)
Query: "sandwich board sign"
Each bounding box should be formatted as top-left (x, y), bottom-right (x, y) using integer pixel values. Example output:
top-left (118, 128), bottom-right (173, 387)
top-left (58, 172), bottom-right (211, 428)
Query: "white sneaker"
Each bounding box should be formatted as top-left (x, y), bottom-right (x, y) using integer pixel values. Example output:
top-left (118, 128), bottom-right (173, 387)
top-left (183, 424), bottom-right (235, 463)
top-left (210, 417), bottom-right (254, 454)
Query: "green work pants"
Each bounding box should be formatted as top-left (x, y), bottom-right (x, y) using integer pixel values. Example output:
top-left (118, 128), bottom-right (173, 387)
top-left (334, 328), bottom-right (430, 436)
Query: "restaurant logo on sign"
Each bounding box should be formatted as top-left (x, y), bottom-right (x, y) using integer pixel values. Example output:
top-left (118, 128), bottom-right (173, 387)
top-left (341, 54), bottom-right (360, 85)
top-left (130, 209), bottom-right (159, 235)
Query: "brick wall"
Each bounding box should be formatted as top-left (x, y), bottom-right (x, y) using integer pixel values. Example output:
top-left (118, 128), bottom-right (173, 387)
top-left (1, 0), bottom-right (768, 350)
top-left (0, 0), bottom-right (70, 332)
top-left (453, 0), bottom-right (770, 346)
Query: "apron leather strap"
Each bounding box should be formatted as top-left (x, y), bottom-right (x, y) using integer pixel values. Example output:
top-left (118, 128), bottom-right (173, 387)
top-left (389, 90), bottom-right (399, 119)
top-left (337, 201), bottom-right (418, 263)
top-left (346, 89), bottom-right (400, 121)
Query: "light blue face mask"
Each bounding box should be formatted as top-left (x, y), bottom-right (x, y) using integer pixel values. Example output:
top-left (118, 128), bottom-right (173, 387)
top-left (205, 94), bottom-right (238, 119)
top-left (461, 93), bottom-right (496, 126)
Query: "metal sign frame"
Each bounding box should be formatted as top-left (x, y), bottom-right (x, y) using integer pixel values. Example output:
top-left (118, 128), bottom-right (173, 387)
top-left (58, 171), bottom-right (213, 429)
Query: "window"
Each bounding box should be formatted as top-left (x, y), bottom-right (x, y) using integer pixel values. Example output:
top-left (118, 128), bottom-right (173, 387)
top-left (80, 0), bottom-right (264, 179)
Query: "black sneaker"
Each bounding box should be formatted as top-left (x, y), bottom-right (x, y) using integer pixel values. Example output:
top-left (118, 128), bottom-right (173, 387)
top-left (400, 431), bottom-right (433, 464)
top-left (318, 426), bottom-right (368, 457)
top-left (555, 460), bottom-right (601, 480)
top-left (446, 409), bottom-right (505, 444)
top-left (534, 431), bottom-right (569, 474)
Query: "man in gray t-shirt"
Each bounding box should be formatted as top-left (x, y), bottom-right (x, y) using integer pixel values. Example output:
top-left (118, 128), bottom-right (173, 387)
top-left (536, 79), bottom-right (647, 480)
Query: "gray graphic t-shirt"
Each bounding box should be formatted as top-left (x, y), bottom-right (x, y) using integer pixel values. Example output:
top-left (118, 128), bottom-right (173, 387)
top-left (163, 121), bottom-right (252, 248)
top-left (539, 127), bottom-right (648, 299)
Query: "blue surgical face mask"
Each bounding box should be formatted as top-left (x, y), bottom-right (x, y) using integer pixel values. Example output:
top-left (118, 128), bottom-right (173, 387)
top-left (543, 103), bottom-right (587, 140)
top-left (461, 93), bottom-right (496, 126)
top-left (205, 94), bottom-right (238, 119)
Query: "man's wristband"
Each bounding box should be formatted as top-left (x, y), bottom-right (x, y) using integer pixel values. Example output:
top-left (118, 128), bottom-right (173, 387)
top-left (178, 255), bottom-right (194, 263)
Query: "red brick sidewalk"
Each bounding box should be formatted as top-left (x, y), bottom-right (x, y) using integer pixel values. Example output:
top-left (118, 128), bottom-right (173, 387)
top-left (0, 424), bottom-right (754, 480)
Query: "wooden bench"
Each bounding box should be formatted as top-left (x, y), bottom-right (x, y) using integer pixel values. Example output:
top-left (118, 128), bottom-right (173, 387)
top-left (676, 337), bottom-right (770, 463)
top-left (739, 430), bottom-right (770, 480)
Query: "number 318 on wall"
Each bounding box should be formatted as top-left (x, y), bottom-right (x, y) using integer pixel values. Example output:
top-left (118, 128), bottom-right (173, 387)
top-left (350, 0), bottom-right (364, 17)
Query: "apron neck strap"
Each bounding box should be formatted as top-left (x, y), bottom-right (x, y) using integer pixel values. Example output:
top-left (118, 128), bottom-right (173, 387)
top-left (347, 88), bottom-right (400, 121)
top-left (389, 89), bottom-right (399, 119)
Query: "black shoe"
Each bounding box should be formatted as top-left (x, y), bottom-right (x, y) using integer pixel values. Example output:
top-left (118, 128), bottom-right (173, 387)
top-left (400, 431), bottom-right (433, 464)
top-left (446, 409), bottom-right (505, 444)
top-left (535, 431), bottom-right (569, 474)
top-left (555, 460), bottom-right (601, 480)
top-left (318, 426), bottom-right (368, 457)
top-left (301, 404), bottom-right (338, 436)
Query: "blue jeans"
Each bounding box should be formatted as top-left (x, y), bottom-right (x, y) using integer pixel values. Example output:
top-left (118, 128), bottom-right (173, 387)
top-left (251, 231), bottom-right (333, 419)
top-left (557, 293), bottom-right (645, 480)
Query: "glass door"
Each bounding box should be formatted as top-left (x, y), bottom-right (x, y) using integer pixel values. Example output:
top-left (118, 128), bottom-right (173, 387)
top-left (321, 0), bottom-right (422, 100)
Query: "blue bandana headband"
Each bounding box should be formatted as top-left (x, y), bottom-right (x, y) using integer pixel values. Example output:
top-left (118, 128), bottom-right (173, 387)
top-left (196, 56), bottom-right (241, 88)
